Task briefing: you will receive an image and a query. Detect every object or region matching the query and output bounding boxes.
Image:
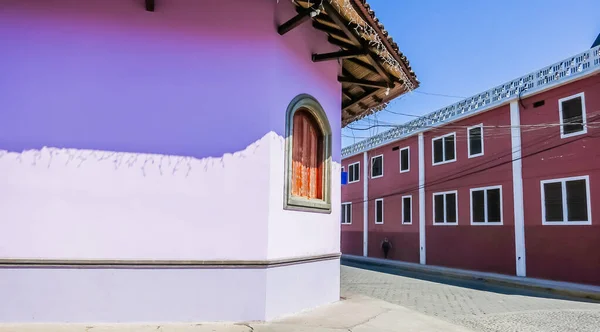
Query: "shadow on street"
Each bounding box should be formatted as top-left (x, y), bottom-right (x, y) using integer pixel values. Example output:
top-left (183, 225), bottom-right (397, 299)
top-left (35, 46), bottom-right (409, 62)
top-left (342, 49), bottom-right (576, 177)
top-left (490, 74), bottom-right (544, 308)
top-left (342, 259), bottom-right (600, 305)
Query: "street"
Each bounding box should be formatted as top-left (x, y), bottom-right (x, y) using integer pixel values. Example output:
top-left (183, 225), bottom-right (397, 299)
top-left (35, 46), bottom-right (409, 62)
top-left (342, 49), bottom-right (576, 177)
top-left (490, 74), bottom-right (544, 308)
top-left (341, 263), bottom-right (600, 332)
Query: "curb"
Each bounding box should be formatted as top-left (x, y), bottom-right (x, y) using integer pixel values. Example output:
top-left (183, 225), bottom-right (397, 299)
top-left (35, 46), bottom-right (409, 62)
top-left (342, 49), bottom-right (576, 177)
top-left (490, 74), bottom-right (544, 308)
top-left (341, 255), bottom-right (600, 302)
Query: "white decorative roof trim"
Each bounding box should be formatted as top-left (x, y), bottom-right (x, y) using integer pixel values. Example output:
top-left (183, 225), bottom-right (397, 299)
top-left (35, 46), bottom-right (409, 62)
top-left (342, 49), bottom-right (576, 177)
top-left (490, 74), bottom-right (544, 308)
top-left (342, 45), bottom-right (600, 158)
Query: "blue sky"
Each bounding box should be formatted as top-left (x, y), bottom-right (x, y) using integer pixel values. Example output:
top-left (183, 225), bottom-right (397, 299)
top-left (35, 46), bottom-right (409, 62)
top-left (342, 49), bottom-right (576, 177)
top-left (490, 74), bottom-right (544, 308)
top-left (342, 0), bottom-right (600, 147)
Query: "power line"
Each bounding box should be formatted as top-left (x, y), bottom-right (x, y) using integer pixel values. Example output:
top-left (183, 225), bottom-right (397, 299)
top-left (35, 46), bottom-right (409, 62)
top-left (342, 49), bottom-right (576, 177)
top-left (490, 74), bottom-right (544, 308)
top-left (342, 125), bottom-right (598, 206)
top-left (413, 91), bottom-right (467, 99)
top-left (345, 80), bottom-right (600, 142)
top-left (345, 112), bottom-right (598, 132)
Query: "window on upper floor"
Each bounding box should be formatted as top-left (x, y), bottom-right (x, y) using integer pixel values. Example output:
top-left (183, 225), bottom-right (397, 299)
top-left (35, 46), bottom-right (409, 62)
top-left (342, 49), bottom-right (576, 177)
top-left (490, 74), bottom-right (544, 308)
top-left (341, 203), bottom-right (352, 224)
top-left (559, 92), bottom-right (587, 138)
top-left (468, 124), bottom-right (484, 158)
top-left (375, 198), bottom-right (384, 224)
top-left (371, 155), bottom-right (383, 178)
top-left (433, 191), bottom-right (457, 225)
top-left (402, 195), bottom-right (412, 224)
top-left (348, 162), bottom-right (360, 183)
top-left (541, 176), bottom-right (591, 225)
top-left (399, 147), bottom-right (410, 172)
top-left (284, 94), bottom-right (332, 213)
top-left (432, 133), bottom-right (456, 165)
top-left (471, 186), bottom-right (502, 224)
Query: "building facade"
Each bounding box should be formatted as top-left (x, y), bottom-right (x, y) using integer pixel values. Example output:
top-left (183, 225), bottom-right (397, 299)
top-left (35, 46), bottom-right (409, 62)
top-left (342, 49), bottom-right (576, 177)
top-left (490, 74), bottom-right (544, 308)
top-left (0, 0), bottom-right (418, 323)
top-left (341, 44), bottom-right (600, 286)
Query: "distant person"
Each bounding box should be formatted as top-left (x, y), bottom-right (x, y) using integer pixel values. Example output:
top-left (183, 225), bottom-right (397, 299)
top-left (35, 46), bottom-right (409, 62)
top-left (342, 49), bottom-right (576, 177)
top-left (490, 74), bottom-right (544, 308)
top-left (381, 237), bottom-right (392, 259)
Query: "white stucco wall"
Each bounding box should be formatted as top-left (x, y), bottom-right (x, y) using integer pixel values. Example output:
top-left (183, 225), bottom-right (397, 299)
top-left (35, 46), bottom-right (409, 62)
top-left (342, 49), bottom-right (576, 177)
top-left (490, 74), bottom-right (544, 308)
top-left (264, 258), bottom-right (340, 320)
top-left (266, 136), bottom-right (342, 260)
top-left (0, 133), bottom-right (278, 261)
top-left (0, 132), bottom-right (341, 262)
top-left (0, 267), bottom-right (267, 323)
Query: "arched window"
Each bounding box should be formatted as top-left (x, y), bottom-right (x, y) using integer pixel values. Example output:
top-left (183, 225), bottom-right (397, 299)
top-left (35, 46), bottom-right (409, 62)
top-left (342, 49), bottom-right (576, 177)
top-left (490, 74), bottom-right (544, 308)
top-left (284, 94), bottom-right (332, 213)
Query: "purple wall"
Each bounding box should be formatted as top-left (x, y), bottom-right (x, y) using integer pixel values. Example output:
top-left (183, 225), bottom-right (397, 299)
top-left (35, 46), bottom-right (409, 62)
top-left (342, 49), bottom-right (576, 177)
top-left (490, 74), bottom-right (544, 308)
top-left (0, 0), bottom-right (341, 161)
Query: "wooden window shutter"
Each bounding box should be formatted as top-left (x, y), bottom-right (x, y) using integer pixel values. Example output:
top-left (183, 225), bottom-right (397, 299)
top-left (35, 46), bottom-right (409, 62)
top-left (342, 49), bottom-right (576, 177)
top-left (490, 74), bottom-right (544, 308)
top-left (291, 110), bottom-right (324, 199)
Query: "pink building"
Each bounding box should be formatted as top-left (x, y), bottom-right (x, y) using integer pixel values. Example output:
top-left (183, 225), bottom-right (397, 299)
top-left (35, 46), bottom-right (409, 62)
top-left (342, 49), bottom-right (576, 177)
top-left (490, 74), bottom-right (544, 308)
top-left (0, 0), bottom-right (418, 323)
top-left (341, 43), bottom-right (600, 286)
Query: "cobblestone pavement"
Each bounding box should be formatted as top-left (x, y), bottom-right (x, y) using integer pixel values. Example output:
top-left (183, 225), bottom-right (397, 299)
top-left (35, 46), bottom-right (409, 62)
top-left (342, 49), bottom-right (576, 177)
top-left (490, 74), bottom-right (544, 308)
top-left (341, 264), bottom-right (600, 332)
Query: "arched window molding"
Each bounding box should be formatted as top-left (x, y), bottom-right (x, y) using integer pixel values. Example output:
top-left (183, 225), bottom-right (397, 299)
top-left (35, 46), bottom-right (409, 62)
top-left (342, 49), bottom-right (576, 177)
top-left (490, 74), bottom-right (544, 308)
top-left (284, 94), bottom-right (332, 213)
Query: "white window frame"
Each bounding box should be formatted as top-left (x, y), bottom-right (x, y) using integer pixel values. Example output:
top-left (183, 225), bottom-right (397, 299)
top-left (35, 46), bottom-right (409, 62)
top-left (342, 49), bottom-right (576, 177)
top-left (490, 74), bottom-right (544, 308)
top-left (375, 198), bottom-right (384, 224)
top-left (432, 190), bottom-right (458, 226)
top-left (399, 146), bottom-right (410, 173)
top-left (348, 162), bottom-right (360, 183)
top-left (469, 185), bottom-right (503, 226)
top-left (467, 124), bottom-right (484, 158)
top-left (371, 154), bottom-right (384, 179)
top-left (341, 202), bottom-right (352, 225)
top-left (540, 175), bottom-right (591, 225)
top-left (402, 195), bottom-right (412, 225)
top-left (558, 92), bottom-right (587, 139)
top-left (431, 132), bottom-right (457, 166)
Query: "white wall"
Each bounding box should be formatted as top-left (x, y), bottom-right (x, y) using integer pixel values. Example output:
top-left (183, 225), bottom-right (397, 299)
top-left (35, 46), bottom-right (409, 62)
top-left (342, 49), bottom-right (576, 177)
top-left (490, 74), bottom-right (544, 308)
top-left (266, 135), bottom-right (342, 260)
top-left (0, 133), bottom-right (278, 261)
top-left (265, 258), bottom-right (340, 320)
top-left (0, 267), bottom-right (266, 323)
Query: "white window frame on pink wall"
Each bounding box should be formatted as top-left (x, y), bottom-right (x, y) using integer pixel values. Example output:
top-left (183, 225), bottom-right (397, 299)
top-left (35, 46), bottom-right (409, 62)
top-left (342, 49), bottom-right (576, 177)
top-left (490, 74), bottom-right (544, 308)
top-left (467, 123), bottom-right (484, 158)
top-left (401, 195), bottom-right (412, 225)
top-left (348, 161), bottom-right (360, 183)
top-left (540, 175), bottom-right (591, 225)
top-left (432, 190), bottom-right (458, 226)
top-left (399, 146), bottom-right (410, 173)
top-left (341, 202), bottom-right (352, 225)
top-left (558, 92), bottom-right (587, 139)
top-left (431, 132), bottom-right (457, 166)
top-left (374, 198), bottom-right (384, 224)
top-left (469, 185), bottom-right (503, 226)
top-left (371, 154), bottom-right (384, 178)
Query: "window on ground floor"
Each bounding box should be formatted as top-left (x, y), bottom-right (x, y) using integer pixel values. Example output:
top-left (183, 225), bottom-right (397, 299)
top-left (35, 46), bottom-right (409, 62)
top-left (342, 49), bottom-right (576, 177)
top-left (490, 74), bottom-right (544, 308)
top-left (375, 198), bottom-right (384, 224)
top-left (470, 185), bottom-right (502, 224)
top-left (341, 203), bottom-right (352, 224)
top-left (402, 195), bottom-right (412, 224)
top-left (541, 175), bottom-right (591, 225)
top-left (433, 191), bottom-right (457, 225)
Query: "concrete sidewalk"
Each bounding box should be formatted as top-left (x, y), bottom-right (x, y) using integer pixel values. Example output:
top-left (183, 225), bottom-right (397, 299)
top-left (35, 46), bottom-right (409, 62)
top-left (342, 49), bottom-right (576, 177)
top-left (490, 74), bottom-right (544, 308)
top-left (0, 295), bottom-right (473, 332)
top-left (343, 254), bottom-right (600, 301)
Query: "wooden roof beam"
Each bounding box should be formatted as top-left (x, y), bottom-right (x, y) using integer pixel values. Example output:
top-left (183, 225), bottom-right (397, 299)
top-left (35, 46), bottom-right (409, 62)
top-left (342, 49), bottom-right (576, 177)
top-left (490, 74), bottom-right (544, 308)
top-left (342, 88), bottom-right (380, 110)
top-left (327, 36), bottom-right (358, 50)
top-left (338, 76), bottom-right (389, 89)
top-left (342, 90), bottom-right (353, 101)
top-left (340, 68), bottom-right (366, 94)
top-left (312, 49), bottom-right (368, 62)
top-left (344, 108), bottom-right (357, 116)
top-left (344, 58), bottom-right (379, 76)
top-left (312, 21), bottom-right (348, 41)
top-left (278, 6), bottom-right (319, 35)
top-left (322, 1), bottom-right (392, 83)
